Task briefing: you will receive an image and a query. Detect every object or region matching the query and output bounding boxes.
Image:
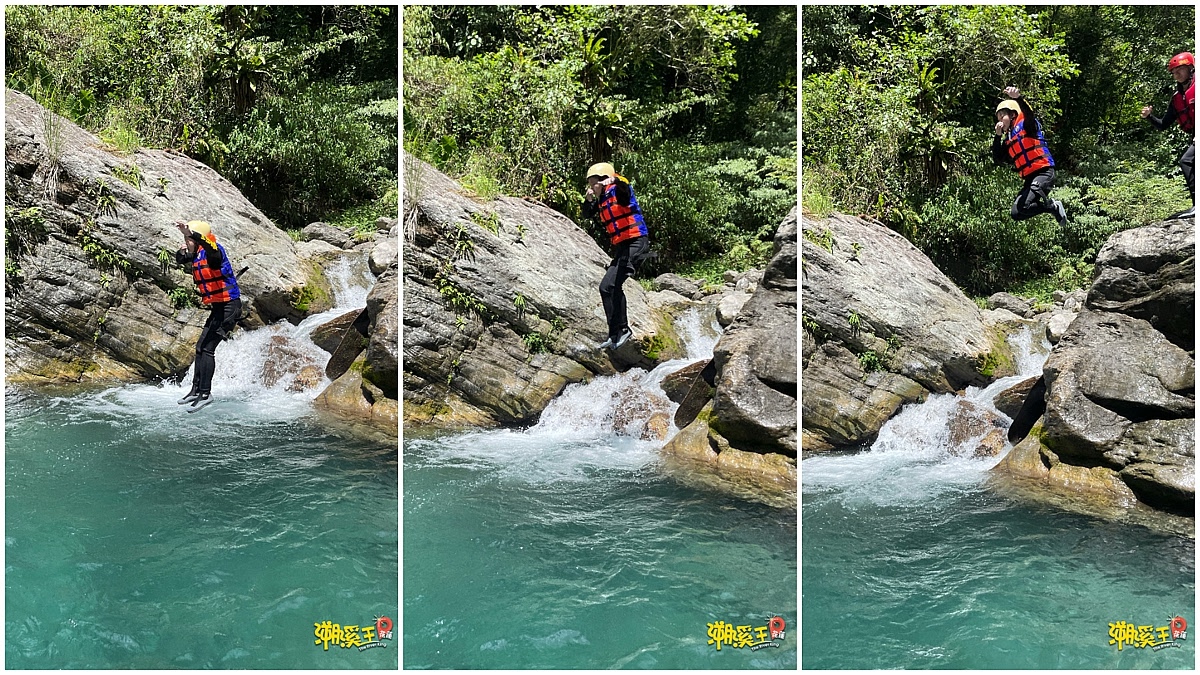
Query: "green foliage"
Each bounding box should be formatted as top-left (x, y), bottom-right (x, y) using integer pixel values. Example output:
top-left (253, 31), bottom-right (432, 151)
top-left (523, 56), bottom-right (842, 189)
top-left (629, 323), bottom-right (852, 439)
top-left (804, 5), bottom-right (1194, 298)
top-left (167, 287), bottom-right (198, 309)
top-left (225, 82), bottom-right (396, 228)
top-left (470, 210), bottom-right (501, 235)
top-left (802, 227), bottom-right (834, 253)
top-left (5, 5), bottom-right (397, 230)
top-left (858, 349), bottom-right (885, 374)
top-left (289, 285), bottom-right (316, 312)
top-left (405, 5), bottom-right (795, 273)
top-left (522, 331), bottom-right (551, 354)
top-left (436, 272), bottom-right (487, 317)
top-left (111, 162), bottom-right (142, 189)
top-left (512, 291), bottom-right (526, 317)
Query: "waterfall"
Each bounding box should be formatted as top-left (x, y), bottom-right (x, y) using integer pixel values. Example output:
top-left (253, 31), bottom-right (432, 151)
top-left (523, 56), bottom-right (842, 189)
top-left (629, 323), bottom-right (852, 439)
top-left (803, 327), bottom-right (1052, 506)
top-left (74, 252), bottom-right (377, 423)
top-left (408, 304), bottom-right (724, 483)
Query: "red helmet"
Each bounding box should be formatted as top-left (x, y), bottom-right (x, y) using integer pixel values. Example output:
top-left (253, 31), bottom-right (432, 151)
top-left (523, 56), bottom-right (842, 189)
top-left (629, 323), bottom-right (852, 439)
top-left (1168, 52), bottom-right (1194, 70)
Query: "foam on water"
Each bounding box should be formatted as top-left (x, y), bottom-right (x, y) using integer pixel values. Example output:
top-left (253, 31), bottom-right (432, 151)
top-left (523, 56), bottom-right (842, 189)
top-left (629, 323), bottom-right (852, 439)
top-left (803, 327), bottom-right (1052, 507)
top-left (70, 252), bottom-right (376, 425)
top-left (411, 305), bottom-right (724, 482)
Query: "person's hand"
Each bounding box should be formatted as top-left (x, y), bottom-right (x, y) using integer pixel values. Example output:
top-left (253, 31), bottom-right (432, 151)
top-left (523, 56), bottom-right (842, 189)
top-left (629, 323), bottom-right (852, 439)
top-left (995, 121), bottom-right (1006, 135)
top-left (174, 220), bottom-right (191, 235)
top-left (1004, 86), bottom-right (1021, 99)
top-left (1141, 106), bottom-right (1153, 119)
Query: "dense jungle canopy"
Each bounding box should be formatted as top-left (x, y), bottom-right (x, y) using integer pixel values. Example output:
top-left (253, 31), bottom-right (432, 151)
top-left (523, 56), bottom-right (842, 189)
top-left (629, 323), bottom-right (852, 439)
top-left (5, 5), bottom-right (399, 233)
top-left (802, 5), bottom-right (1194, 297)
top-left (403, 5), bottom-right (798, 280)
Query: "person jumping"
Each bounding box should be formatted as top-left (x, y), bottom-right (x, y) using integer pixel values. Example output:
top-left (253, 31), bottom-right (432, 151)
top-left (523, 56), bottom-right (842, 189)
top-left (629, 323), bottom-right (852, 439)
top-left (173, 220), bottom-right (242, 411)
top-left (992, 86), bottom-right (1067, 225)
top-left (581, 162), bottom-right (651, 350)
top-left (1142, 51), bottom-right (1195, 219)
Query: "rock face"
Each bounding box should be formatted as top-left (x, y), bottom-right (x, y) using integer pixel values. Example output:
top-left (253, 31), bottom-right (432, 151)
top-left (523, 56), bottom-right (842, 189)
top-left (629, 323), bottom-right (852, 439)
top-left (4, 89), bottom-right (320, 383)
top-left (994, 218), bottom-right (1195, 517)
top-left (710, 209), bottom-right (798, 457)
top-left (801, 213), bottom-right (1012, 452)
top-left (402, 156), bottom-right (680, 427)
top-left (1086, 219), bottom-right (1193, 349)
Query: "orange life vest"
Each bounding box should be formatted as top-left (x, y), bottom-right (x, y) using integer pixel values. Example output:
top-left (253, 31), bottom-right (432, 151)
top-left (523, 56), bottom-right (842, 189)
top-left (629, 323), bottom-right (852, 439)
top-left (192, 244), bottom-right (240, 304)
top-left (1171, 79), bottom-right (1195, 134)
top-left (597, 182), bottom-right (648, 246)
top-left (1003, 110), bottom-right (1055, 178)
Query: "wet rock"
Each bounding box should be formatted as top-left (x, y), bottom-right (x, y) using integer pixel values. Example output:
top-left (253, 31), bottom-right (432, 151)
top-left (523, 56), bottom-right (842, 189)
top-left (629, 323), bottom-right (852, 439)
top-left (992, 375), bottom-right (1040, 418)
top-left (403, 156), bottom-right (668, 427)
top-left (990, 423), bottom-right (1138, 510)
top-left (802, 213), bottom-right (1011, 401)
top-left (802, 342), bottom-right (927, 451)
top-left (946, 399), bottom-right (1007, 458)
top-left (643, 411), bottom-right (671, 441)
top-left (1113, 419), bottom-right (1195, 513)
top-left (660, 360), bottom-right (710, 403)
top-left (661, 413), bottom-right (718, 463)
top-left (364, 263), bottom-right (398, 398)
top-left (311, 309), bottom-right (368, 354)
top-left (288, 364), bottom-right (325, 392)
top-left (612, 389), bottom-right (672, 438)
top-left (315, 356), bottom-right (396, 435)
top-left (987, 292), bottom-right (1032, 317)
top-left (1042, 310), bottom-right (1194, 466)
top-left (262, 335), bottom-right (321, 388)
top-left (302, 221), bottom-right (353, 249)
top-left (369, 237), bottom-right (397, 276)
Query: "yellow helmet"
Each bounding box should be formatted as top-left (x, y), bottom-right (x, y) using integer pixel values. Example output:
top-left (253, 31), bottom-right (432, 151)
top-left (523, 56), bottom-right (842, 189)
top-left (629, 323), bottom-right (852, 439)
top-left (995, 100), bottom-right (1020, 115)
top-left (187, 220), bottom-right (217, 245)
top-left (586, 162), bottom-right (615, 180)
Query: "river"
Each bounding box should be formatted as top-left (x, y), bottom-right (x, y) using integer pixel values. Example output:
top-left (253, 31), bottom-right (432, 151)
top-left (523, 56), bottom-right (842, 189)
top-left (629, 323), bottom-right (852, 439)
top-left (403, 308), bottom-right (798, 668)
top-left (802, 329), bottom-right (1195, 668)
top-left (5, 254), bottom-right (398, 669)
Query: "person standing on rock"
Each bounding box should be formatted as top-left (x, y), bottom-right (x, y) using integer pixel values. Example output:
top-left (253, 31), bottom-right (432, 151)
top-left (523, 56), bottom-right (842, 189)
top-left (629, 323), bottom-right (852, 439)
top-left (173, 220), bottom-right (242, 411)
top-left (992, 86), bottom-right (1068, 225)
top-left (1141, 51), bottom-right (1195, 219)
top-left (582, 162), bottom-right (651, 350)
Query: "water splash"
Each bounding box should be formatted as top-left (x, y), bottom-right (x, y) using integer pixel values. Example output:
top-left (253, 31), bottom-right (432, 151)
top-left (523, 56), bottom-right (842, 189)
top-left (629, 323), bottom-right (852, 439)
top-left (72, 252), bottom-right (376, 424)
top-left (411, 305), bottom-right (724, 482)
top-left (804, 327), bottom-right (1048, 507)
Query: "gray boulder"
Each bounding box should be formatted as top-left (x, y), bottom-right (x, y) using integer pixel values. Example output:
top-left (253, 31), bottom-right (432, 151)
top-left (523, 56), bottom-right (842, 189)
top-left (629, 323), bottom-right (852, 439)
top-left (1040, 310), bottom-right (1194, 513)
top-left (402, 156), bottom-right (678, 427)
top-left (710, 208), bottom-right (798, 456)
top-left (303, 221), bottom-right (354, 249)
top-left (801, 213), bottom-right (1011, 452)
top-left (4, 89), bottom-right (315, 383)
top-left (987, 292), bottom-right (1032, 317)
top-left (653, 273), bottom-right (700, 298)
top-left (1086, 218), bottom-right (1194, 348)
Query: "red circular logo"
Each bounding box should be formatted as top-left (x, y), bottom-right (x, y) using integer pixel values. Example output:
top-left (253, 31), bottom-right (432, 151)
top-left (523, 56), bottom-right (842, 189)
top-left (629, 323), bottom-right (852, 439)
top-left (376, 616), bottom-right (393, 635)
top-left (1171, 616), bottom-right (1187, 632)
top-left (768, 616), bottom-right (785, 633)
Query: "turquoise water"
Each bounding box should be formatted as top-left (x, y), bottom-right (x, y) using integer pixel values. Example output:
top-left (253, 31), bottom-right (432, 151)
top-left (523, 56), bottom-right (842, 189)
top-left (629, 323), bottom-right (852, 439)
top-left (803, 446), bottom-right (1195, 669)
top-left (5, 385), bottom-right (398, 669)
top-left (403, 428), bottom-right (797, 669)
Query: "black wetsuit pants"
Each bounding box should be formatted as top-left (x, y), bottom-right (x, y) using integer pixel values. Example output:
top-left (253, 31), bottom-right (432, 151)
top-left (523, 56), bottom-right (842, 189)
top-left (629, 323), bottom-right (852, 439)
top-left (192, 298), bottom-right (241, 395)
top-left (599, 236), bottom-right (651, 339)
top-left (1011, 168), bottom-right (1056, 221)
top-left (1180, 143), bottom-right (1195, 204)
